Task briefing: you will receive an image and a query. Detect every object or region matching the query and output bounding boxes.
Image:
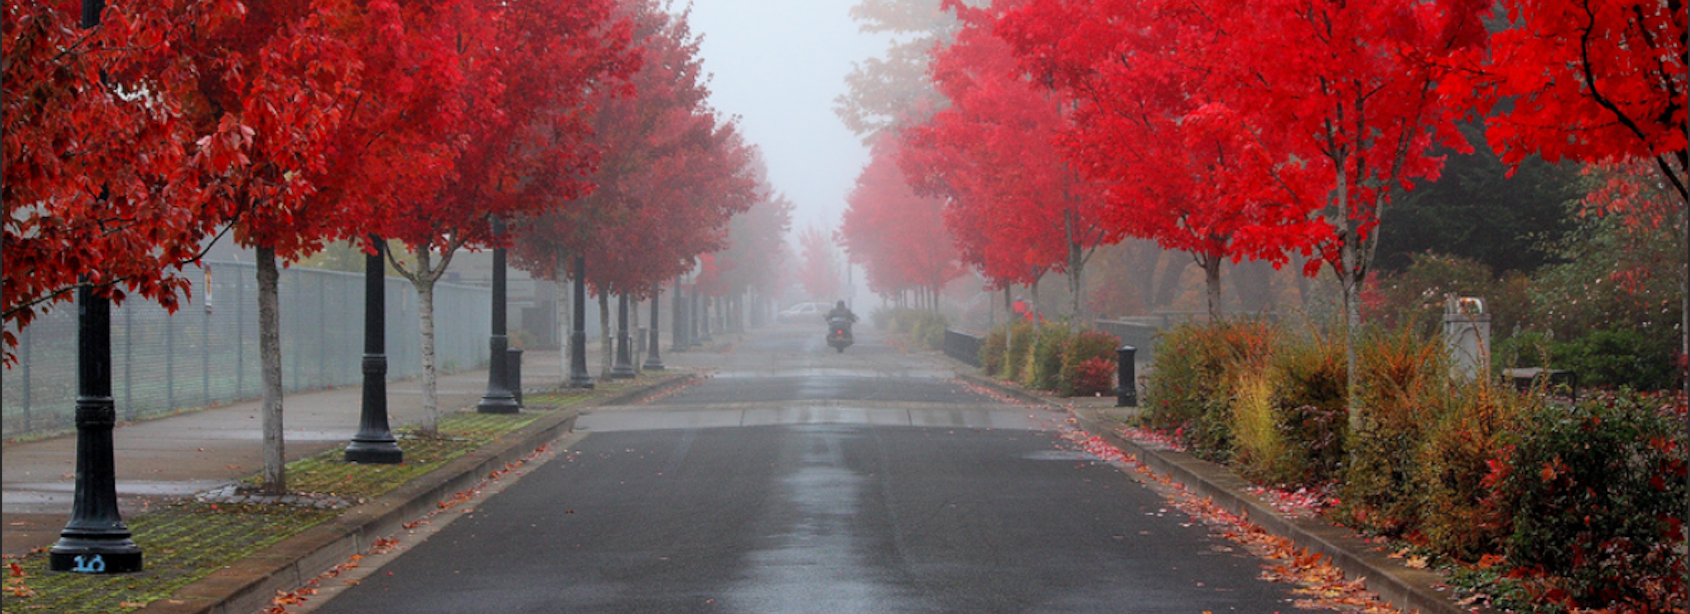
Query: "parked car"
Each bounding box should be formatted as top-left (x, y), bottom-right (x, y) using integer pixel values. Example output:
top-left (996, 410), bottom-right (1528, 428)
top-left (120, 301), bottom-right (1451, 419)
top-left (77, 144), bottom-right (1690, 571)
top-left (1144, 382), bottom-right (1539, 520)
top-left (777, 302), bottom-right (830, 323)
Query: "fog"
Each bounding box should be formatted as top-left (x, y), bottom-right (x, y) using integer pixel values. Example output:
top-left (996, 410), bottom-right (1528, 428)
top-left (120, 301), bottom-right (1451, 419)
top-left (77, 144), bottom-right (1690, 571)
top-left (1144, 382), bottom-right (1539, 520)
top-left (687, 0), bottom-right (888, 234)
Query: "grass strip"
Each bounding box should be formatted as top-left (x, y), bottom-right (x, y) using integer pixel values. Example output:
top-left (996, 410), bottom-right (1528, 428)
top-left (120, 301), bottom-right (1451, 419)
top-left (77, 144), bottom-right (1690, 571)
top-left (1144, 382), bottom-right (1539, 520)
top-left (1, 376), bottom-right (658, 613)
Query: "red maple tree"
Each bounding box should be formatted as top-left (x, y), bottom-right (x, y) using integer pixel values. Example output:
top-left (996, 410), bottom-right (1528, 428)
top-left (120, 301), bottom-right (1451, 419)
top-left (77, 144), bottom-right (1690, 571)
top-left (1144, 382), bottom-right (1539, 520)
top-left (998, 0), bottom-right (1323, 319)
top-left (3, 0), bottom-right (237, 360)
top-left (372, 0), bottom-right (634, 421)
top-left (900, 0), bottom-right (1121, 320)
top-left (840, 136), bottom-right (962, 309)
top-left (1460, 0), bottom-right (1687, 382)
top-left (508, 0), bottom-right (753, 372)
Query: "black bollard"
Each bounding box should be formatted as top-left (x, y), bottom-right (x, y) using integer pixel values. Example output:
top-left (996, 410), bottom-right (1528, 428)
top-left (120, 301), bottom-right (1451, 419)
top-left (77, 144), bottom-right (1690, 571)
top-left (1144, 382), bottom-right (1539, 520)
top-left (1115, 345), bottom-right (1138, 407)
top-left (347, 240), bottom-right (403, 463)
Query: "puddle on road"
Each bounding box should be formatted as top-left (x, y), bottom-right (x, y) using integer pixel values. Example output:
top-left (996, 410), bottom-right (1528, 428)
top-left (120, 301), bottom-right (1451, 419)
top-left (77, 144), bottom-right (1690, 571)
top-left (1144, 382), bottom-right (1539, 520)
top-left (578, 405), bottom-right (1060, 433)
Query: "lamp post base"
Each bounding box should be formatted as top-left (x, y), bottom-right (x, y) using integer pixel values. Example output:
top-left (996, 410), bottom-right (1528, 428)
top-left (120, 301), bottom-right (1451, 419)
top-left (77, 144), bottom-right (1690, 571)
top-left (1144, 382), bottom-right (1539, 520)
top-left (345, 437), bottom-right (404, 464)
top-left (50, 537), bottom-right (143, 574)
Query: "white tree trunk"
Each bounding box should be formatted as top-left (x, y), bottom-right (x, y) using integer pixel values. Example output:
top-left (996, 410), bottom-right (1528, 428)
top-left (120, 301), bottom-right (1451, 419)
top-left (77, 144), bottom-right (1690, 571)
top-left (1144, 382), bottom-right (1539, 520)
top-left (598, 291), bottom-right (613, 378)
top-left (389, 245), bottom-right (452, 437)
top-left (630, 295), bottom-right (642, 370)
top-left (256, 245), bottom-right (286, 494)
top-left (415, 250), bottom-right (440, 436)
top-left (555, 249), bottom-right (569, 385)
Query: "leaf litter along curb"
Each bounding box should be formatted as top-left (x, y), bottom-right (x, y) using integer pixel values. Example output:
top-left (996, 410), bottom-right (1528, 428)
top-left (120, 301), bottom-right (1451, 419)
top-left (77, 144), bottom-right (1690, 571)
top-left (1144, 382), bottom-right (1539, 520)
top-left (1059, 429), bottom-right (1406, 613)
top-left (261, 442), bottom-right (565, 614)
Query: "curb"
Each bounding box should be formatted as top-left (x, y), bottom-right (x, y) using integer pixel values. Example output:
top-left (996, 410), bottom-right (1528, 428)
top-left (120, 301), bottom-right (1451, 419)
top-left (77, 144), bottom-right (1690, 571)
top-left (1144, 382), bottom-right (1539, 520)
top-left (956, 372), bottom-right (1484, 614)
top-left (137, 371), bottom-right (699, 614)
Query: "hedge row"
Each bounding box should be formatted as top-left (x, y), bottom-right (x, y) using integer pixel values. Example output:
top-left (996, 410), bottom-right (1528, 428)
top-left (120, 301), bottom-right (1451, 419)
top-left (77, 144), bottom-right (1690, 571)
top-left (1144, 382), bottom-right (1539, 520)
top-left (880, 308), bottom-right (949, 351)
top-left (1141, 320), bottom-right (1686, 612)
top-left (978, 320), bottom-right (1120, 397)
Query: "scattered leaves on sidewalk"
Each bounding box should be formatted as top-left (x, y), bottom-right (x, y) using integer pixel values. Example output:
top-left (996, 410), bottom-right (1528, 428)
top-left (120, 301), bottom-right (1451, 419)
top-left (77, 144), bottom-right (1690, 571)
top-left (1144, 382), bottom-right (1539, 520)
top-left (1244, 484), bottom-right (1338, 519)
top-left (1118, 425), bottom-right (1187, 452)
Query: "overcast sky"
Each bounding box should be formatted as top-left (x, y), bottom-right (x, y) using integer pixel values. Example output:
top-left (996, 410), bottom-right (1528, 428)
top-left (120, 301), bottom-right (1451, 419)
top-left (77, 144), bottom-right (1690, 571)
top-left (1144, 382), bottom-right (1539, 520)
top-left (686, 0), bottom-right (888, 236)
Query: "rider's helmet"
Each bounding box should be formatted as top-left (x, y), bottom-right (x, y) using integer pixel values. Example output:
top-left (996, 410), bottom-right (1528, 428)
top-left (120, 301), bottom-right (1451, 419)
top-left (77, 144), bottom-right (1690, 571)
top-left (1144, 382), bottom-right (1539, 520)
top-left (836, 300), bottom-right (847, 310)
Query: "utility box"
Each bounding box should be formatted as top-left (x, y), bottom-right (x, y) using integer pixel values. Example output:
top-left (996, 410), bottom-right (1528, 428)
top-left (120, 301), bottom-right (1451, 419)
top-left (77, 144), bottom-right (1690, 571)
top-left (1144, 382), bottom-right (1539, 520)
top-left (1443, 296), bottom-right (1491, 381)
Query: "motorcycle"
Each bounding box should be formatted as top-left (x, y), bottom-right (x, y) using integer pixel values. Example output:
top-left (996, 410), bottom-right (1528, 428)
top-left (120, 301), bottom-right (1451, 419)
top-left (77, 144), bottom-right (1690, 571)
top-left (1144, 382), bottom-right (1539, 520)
top-left (826, 315), bottom-right (854, 353)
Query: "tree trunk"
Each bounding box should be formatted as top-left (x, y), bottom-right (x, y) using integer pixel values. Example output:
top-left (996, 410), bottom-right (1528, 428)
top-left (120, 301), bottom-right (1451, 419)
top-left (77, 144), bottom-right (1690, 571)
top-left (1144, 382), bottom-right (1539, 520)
top-left (414, 252), bottom-right (439, 436)
top-left (556, 249), bottom-right (569, 385)
top-left (388, 244), bottom-right (454, 436)
top-left (1065, 211), bottom-right (1086, 328)
top-left (630, 294), bottom-right (642, 370)
top-left (556, 277), bottom-right (569, 384)
top-left (1203, 255), bottom-right (1224, 321)
top-left (255, 245), bottom-right (286, 494)
top-left (1334, 151), bottom-right (1361, 426)
top-left (598, 291), bottom-right (612, 378)
top-left (1029, 275), bottom-right (1042, 319)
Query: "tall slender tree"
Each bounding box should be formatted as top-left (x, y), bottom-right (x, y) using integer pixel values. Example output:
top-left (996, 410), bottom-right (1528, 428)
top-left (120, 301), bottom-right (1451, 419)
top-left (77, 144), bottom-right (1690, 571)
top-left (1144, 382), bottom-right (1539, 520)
top-left (181, 0), bottom-right (372, 493)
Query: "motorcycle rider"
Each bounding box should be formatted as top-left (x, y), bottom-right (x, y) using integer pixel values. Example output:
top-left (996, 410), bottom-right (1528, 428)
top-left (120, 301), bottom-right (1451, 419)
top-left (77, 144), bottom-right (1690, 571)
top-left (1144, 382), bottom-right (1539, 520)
top-left (825, 300), bottom-right (856, 351)
top-left (825, 300), bottom-right (857, 327)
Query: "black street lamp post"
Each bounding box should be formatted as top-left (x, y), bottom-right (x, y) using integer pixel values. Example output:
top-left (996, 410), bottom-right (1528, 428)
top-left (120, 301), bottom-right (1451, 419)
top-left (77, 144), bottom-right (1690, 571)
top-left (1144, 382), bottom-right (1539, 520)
top-left (50, 283), bottom-right (143, 573)
top-left (478, 218), bottom-right (519, 413)
top-left (346, 239), bottom-right (403, 463)
top-left (612, 294), bottom-right (636, 378)
top-left (568, 255), bottom-right (595, 388)
top-left (51, 0), bottom-right (142, 574)
top-left (644, 282), bottom-right (665, 370)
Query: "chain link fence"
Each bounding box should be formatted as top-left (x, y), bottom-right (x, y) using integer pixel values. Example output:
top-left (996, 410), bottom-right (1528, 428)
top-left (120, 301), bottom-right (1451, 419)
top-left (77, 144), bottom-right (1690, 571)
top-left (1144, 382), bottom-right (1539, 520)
top-left (3, 261), bottom-right (491, 440)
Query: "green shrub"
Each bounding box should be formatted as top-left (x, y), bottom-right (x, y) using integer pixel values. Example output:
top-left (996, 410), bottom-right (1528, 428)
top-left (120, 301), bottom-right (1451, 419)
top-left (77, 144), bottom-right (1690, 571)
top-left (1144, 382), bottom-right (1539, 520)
top-left (1491, 392), bottom-right (1686, 610)
top-left (1411, 385), bottom-right (1530, 561)
top-left (1024, 322), bottom-right (1072, 391)
top-left (912, 312), bottom-right (947, 350)
top-left (1003, 320), bottom-right (1035, 382)
top-left (1140, 319), bottom-right (1279, 461)
top-left (1339, 326), bottom-right (1449, 536)
top-left (1551, 327), bottom-right (1679, 392)
top-left (980, 327), bottom-right (1007, 376)
top-left (1059, 330), bottom-right (1120, 396)
top-left (1230, 371), bottom-right (1296, 485)
top-left (1266, 328), bottom-right (1349, 486)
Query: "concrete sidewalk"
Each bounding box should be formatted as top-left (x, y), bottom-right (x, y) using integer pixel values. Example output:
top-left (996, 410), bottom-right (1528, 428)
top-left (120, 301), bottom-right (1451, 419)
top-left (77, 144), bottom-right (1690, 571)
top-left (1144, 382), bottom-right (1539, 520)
top-left (1, 341), bottom-right (689, 557)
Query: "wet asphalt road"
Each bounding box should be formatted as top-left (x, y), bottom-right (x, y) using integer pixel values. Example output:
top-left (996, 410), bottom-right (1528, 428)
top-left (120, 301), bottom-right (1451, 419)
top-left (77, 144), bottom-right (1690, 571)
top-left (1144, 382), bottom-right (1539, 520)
top-left (309, 324), bottom-right (1319, 613)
